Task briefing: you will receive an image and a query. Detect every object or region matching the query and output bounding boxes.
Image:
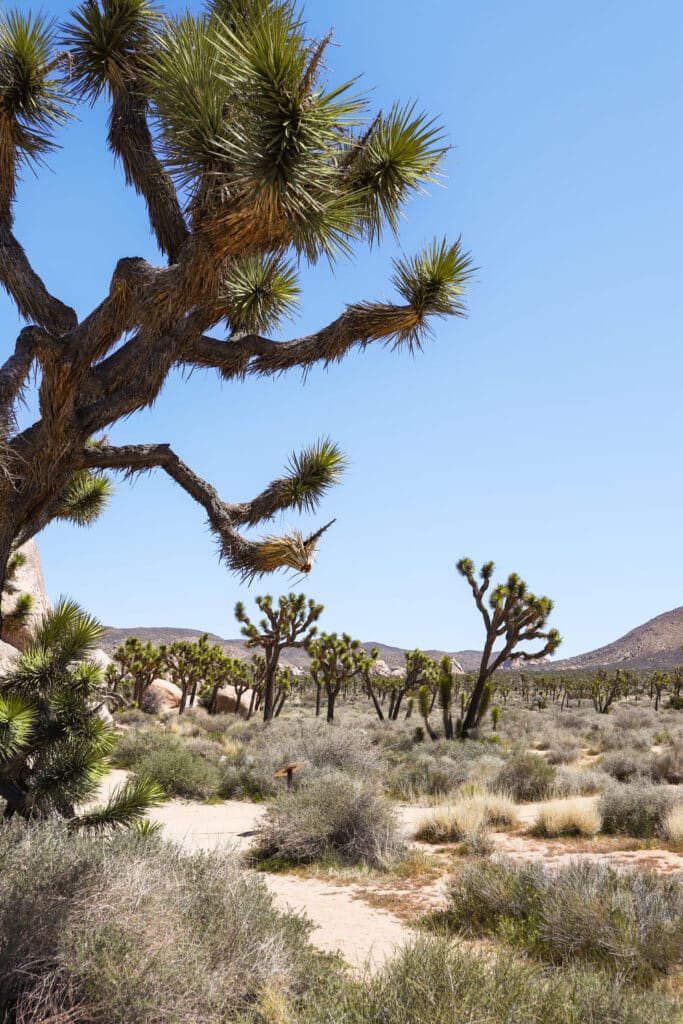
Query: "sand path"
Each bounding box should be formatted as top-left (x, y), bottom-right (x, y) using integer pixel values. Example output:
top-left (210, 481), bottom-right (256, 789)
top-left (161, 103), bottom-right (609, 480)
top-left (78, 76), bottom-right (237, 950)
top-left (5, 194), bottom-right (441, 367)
top-left (96, 773), bottom-right (682, 965)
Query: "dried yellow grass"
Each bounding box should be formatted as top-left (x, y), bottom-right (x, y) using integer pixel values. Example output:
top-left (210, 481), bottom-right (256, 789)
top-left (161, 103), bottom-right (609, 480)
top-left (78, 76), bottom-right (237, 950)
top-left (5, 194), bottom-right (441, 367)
top-left (534, 798), bottom-right (601, 837)
top-left (663, 802), bottom-right (683, 842)
top-left (415, 790), bottom-right (518, 843)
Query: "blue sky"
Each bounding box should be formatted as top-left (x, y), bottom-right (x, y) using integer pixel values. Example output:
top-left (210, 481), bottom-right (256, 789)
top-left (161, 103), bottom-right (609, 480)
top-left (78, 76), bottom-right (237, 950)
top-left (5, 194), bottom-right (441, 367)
top-left (3, 0), bottom-right (682, 655)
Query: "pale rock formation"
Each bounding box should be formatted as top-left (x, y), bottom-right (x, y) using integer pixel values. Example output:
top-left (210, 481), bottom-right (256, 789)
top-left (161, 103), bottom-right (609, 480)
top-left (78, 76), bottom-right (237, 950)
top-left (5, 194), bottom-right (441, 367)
top-left (141, 678), bottom-right (183, 713)
top-left (214, 684), bottom-right (253, 717)
top-left (1, 540), bottom-right (51, 650)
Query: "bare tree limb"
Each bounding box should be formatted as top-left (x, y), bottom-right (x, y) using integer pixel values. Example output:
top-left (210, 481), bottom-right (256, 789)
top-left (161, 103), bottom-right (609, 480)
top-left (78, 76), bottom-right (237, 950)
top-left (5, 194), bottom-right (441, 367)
top-left (0, 226), bottom-right (77, 335)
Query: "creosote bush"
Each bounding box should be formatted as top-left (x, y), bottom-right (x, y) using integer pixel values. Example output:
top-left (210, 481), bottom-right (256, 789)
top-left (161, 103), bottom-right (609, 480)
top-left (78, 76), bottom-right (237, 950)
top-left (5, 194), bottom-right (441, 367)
top-left (439, 856), bottom-right (682, 983)
top-left (122, 732), bottom-right (222, 799)
top-left (493, 752), bottom-right (556, 801)
top-left (0, 820), bottom-right (312, 1024)
top-left (253, 771), bottom-right (403, 869)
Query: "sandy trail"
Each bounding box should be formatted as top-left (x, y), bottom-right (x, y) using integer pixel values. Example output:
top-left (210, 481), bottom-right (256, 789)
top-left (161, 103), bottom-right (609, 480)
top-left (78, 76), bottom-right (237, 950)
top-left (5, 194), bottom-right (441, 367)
top-left (95, 773), bottom-right (683, 966)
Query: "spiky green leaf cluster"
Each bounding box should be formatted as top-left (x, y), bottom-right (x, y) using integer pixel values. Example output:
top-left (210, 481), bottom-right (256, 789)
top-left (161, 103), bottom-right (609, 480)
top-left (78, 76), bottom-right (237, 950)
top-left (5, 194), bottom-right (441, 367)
top-left (0, 12), bottom-right (69, 170)
top-left (281, 439), bottom-right (347, 514)
top-left (56, 468), bottom-right (114, 526)
top-left (62, 0), bottom-right (160, 102)
top-left (390, 237), bottom-right (474, 348)
top-left (0, 599), bottom-right (165, 827)
top-left (222, 253), bottom-right (300, 333)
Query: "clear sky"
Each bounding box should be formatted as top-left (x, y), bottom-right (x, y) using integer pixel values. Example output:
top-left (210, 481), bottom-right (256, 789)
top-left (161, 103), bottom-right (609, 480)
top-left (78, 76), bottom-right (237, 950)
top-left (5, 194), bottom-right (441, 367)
top-left (3, 0), bottom-right (682, 655)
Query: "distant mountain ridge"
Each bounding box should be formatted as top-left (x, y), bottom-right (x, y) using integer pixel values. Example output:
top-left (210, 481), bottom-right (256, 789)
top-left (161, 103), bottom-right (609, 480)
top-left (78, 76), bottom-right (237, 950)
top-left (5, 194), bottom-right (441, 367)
top-left (102, 604), bottom-right (683, 674)
top-left (100, 627), bottom-right (484, 672)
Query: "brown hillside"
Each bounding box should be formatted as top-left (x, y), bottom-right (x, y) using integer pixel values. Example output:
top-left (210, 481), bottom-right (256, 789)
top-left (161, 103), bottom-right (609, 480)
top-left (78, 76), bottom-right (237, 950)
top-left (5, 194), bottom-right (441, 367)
top-left (555, 606), bottom-right (683, 670)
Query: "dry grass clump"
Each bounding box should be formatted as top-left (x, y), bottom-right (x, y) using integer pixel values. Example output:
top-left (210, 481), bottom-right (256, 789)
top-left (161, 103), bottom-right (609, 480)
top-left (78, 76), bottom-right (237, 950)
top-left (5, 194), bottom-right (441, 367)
top-left (551, 767), bottom-right (606, 797)
top-left (386, 750), bottom-right (470, 800)
top-left (439, 856), bottom-right (683, 983)
top-left (599, 780), bottom-right (679, 838)
top-left (253, 771), bottom-right (404, 869)
top-left (663, 803), bottom-right (683, 843)
top-left (0, 821), bottom-right (312, 1024)
top-left (533, 798), bottom-right (601, 837)
top-left (415, 790), bottom-right (517, 856)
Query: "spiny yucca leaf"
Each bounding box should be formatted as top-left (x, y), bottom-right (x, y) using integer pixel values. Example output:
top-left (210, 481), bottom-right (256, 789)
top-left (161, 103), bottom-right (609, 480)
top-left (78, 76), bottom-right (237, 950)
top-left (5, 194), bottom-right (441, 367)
top-left (347, 103), bottom-right (447, 243)
top-left (32, 598), bottom-right (104, 666)
top-left (3, 590), bottom-right (33, 629)
top-left (56, 468), bottom-right (113, 526)
top-left (281, 439), bottom-right (348, 514)
top-left (70, 775), bottom-right (165, 832)
top-left (62, 0), bottom-right (160, 102)
top-left (223, 253), bottom-right (300, 334)
top-left (0, 694), bottom-right (35, 762)
top-left (0, 11), bottom-right (70, 170)
top-left (390, 237), bottom-right (474, 348)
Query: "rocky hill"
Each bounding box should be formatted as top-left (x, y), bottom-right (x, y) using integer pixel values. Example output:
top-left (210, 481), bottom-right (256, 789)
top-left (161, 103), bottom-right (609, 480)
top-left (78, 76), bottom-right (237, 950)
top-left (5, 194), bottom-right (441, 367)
top-left (102, 606), bottom-right (683, 674)
top-left (100, 627), bottom-right (479, 672)
top-left (555, 606), bottom-right (683, 671)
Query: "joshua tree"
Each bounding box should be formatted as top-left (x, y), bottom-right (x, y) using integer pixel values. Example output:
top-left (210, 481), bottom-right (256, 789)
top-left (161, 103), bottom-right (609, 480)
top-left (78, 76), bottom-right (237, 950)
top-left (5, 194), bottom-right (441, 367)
top-left (111, 636), bottom-right (163, 706)
top-left (0, 1), bottom-right (472, 617)
top-left (308, 632), bottom-right (377, 723)
top-left (457, 558), bottom-right (561, 737)
top-left (387, 649), bottom-right (439, 721)
top-left (236, 594), bottom-right (322, 721)
top-left (437, 655), bottom-right (455, 739)
top-left (160, 634), bottom-right (213, 713)
top-left (417, 684), bottom-right (437, 741)
top-left (0, 599), bottom-right (163, 826)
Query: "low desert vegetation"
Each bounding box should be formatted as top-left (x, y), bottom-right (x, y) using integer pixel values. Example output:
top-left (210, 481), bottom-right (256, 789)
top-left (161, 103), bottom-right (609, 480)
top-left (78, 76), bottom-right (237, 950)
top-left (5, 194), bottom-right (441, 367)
top-left (532, 797), bottom-right (601, 837)
top-left (415, 789), bottom-right (518, 844)
top-left (599, 780), bottom-right (680, 839)
top-left (437, 856), bottom-right (683, 983)
top-left (252, 771), bottom-right (404, 869)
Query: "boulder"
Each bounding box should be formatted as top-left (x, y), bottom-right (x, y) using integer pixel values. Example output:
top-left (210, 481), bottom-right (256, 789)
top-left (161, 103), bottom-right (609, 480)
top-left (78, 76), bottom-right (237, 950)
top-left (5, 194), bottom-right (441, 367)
top-left (214, 684), bottom-right (253, 717)
top-left (141, 678), bottom-right (183, 713)
top-left (90, 648), bottom-right (114, 673)
top-left (0, 639), bottom-right (19, 674)
top-left (373, 659), bottom-right (391, 676)
top-left (1, 540), bottom-right (51, 651)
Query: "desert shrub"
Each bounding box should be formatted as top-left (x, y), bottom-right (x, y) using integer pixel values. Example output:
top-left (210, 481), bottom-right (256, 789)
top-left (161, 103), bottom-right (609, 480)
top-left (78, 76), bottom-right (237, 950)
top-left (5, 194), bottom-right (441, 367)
top-left (651, 741), bottom-right (682, 784)
top-left (599, 781), bottom-right (679, 838)
top-left (292, 935), bottom-right (677, 1024)
top-left (493, 753), bottom-right (556, 801)
top-left (663, 803), bottom-right (683, 842)
top-left (386, 751), bottom-right (469, 799)
top-left (219, 719), bottom-right (383, 800)
top-left (253, 771), bottom-right (403, 868)
top-left (533, 798), bottom-right (601, 837)
top-left (0, 820), bottom-right (312, 1024)
top-left (130, 734), bottom-right (221, 799)
top-left (600, 750), bottom-right (648, 782)
top-left (551, 767), bottom-right (606, 797)
top-left (546, 744), bottom-right (580, 765)
top-left (113, 707), bottom-right (149, 726)
top-left (441, 857), bottom-right (682, 982)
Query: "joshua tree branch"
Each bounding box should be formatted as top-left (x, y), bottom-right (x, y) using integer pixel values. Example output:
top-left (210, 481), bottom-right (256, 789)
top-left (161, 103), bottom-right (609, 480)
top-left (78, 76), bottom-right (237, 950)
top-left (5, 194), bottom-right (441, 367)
top-left (0, 225), bottom-right (77, 335)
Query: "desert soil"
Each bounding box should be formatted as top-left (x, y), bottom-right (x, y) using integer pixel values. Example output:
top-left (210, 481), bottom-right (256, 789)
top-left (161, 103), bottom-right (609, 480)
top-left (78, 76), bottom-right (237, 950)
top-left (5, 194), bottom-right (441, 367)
top-left (96, 772), bottom-right (682, 968)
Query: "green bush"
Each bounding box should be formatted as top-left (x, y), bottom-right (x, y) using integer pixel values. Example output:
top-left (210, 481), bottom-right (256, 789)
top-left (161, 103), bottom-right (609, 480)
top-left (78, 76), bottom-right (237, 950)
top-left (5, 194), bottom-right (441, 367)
top-left (130, 734), bottom-right (221, 799)
top-left (0, 820), bottom-right (312, 1024)
top-left (493, 752), bottom-right (556, 801)
top-left (253, 771), bottom-right (404, 868)
top-left (386, 751), bottom-right (469, 799)
top-left (292, 934), bottom-right (676, 1024)
top-left (438, 856), bottom-right (682, 983)
top-left (599, 781), bottom-right (678, 838)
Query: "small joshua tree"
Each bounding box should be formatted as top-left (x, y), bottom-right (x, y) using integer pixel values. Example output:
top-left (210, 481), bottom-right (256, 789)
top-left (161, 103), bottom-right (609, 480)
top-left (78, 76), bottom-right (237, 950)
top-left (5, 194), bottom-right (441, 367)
top-left (417, 684), bottom-right (437, 740)
top-left (160, 634), bottom-right (213, 714)
top-left (111, 636), bottom-right (164, 706)
top-left (0, 599), bottom-right (163, 826)
top-left (386, 649), bottom-right (439, 720)
top-left (457, 558), bottom-right (561, 737)
top-left (308, 632), bottom-right (377, 723)
top-left (235, 594), bottom-right (322, 721)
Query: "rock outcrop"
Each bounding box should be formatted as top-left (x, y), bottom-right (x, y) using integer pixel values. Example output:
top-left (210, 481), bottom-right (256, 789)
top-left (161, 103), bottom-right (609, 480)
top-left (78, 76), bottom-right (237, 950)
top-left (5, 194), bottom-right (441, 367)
top-left (141, 678), bottom-right (183, 713)
top-left (1, 540), bottom-right (51, 650)
top-left (214, 684), bottom-right (253, 717)
top-left (0, 639), bottom-right (19, 673)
